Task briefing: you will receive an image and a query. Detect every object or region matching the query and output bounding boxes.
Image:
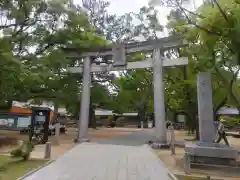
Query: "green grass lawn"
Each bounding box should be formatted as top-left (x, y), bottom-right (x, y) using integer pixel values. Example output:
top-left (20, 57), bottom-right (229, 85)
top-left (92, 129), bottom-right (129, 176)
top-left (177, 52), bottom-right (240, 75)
top-left (0, 155), bottom-right (47, 180)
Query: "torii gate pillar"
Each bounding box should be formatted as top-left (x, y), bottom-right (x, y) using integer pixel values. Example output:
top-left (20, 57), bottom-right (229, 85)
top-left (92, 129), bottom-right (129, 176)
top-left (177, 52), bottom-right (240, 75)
top-left (152, 48), bottom-right (167, 145)
top-left (76, 57), bottom-right (91, 142)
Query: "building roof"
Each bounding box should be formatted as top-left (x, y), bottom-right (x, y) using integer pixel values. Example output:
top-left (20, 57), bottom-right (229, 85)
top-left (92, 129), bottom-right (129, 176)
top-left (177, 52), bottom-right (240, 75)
top-left (94, 108), bottom-right (138, 116)
top-left (95, 109), bottom-right (113, 116)
top-left (217, 107), bottom-right (239, 115)
top-left (12, 101), bottom-right (138, 116)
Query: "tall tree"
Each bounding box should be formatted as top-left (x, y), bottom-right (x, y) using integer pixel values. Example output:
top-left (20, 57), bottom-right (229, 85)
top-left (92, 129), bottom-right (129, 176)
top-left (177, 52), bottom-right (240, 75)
top-left (153, 0), bottom-right (240, 138)
top-left (0, 0), bottom-right (107, 120)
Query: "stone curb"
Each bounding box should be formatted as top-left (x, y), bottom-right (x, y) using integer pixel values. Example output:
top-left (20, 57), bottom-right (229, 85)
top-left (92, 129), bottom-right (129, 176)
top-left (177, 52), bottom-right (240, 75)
top-left (148, 140), bottom-right (185, 148)
top-left (150, 145), bottom-right (232, 180)
top-left (146, 144), bottom-right (179, 180)
top-left (174, 172), bottom-right (224, 180)
top-left (17, 159), bottom-right (56, 180)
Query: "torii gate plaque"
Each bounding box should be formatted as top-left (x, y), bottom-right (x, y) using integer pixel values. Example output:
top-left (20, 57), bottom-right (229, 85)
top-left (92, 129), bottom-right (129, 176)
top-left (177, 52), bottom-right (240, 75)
top-left (64, 36), bottom-right (188, 147)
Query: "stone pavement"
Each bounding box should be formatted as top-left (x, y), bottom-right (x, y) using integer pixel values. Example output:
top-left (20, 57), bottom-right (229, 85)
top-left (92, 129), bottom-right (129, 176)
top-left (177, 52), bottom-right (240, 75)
top-left (22, 143), bottom-right (176, 180)
top-left (22, 130), bottom-right (178, 180)
top-left (93, 128), bottom-right (154, 146)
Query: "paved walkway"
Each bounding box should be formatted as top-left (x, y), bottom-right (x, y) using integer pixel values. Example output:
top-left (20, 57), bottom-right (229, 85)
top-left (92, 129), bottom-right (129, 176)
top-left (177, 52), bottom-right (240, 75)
top-left (22, 130), bottom-right (178, 180)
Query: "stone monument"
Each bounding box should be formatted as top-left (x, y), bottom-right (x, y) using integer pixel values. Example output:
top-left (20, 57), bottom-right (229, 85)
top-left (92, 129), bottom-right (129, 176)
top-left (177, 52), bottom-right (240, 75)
top-left (184, 72), bottom-right (239, 170)
top-left (197, 72), bottom-right (215, 143)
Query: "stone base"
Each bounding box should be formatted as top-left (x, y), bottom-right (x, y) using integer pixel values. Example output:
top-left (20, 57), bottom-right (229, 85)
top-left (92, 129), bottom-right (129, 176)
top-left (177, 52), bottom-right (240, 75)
top-left (185, 141), bottom-right (238, 159)
top-left (74, 138), bottom-right (90, 143)
top-left (150, 141), bottom-right (170, 149)
top-left (184, 141), bottom-right (240, 170)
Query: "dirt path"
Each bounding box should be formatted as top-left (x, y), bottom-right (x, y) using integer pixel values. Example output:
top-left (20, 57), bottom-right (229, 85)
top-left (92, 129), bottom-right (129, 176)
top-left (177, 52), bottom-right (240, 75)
top-left (155, 130), bottom-right (240, 180)
top-left (32, 127), bottom-right (143, 159)
top-left (0, 127), bottom-right (143, 159)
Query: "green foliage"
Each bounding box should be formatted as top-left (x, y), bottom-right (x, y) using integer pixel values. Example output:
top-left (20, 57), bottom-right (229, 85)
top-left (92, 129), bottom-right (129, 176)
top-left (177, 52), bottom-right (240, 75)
top-left (164, 1), bottom-right (240, 109)
top-left (0, 0), bottom-right (239, 133)
top-left (114, 69), bottom-right (153, 113)
top-left (108, 115), bottom-right (113, 121)
top-left (221, 116), bottom-right (240, 129)
top-left (0, 0), bottom-right (110, 114)
top-left (155, 1), bottom-right (240, 136)
top-left (0, 155), bottom-right (46, 179)
top-left (115, 117), bottom-right (127, 127)
top-left (10, 141), bottom-right (34, 161)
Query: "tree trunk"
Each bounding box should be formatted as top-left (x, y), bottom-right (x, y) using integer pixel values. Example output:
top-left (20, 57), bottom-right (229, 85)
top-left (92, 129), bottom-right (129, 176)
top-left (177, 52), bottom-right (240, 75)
top-left (182, 66), bottom-right (196, 135)
top-left (195, 122), bottom-right (200, 140)
top-left (213, 96), bottom-right (227, 121)
top-left (137, 111), bottom-right (141, 128)
top-left (143, 112), bottom-right (148, 128)
top-left (137, 114), bottom-right (141, 128)
top-left (139, 109), bottom-right (147, 128)
top-left (52, 101), bottom-right (59, 124)
top-left (88, 97), bottom-right (92, 127)
top-left (151, 113), bottom-right (155, 128)
top-left (194, 115), bottom-right (200, 140)
top-left (88, 72), bottom-right (96, 129)
top-left (88, 96), bottom-right (96, 129)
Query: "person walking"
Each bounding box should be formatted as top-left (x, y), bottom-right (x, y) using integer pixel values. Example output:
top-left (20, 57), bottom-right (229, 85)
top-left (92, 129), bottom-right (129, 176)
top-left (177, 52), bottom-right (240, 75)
top-left (166, 120), bottom-right (172, 129)
top-left (215, 119), bottom-right (229, 146)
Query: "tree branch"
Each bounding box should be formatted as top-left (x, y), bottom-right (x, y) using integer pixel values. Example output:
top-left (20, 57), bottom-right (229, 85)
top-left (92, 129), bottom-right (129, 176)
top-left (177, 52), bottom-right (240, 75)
top-left (178, 5), bottom-right (222, 36)
top-left (180, 6), bottom-right (206, 19)
top-left (214, 96), bottom-right (227, 114)
top-left (215, 67), bottom-right (239, 107)
top-left (212, 0), bottom-right (229, 22)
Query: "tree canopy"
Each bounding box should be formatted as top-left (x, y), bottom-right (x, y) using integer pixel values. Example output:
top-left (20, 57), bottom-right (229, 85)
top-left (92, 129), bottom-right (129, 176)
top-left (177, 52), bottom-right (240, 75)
top-left (0, 0), bottom-right (239, 133)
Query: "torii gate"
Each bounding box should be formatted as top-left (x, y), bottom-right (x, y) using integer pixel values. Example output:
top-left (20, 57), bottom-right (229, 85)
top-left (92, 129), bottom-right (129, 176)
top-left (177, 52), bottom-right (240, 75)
top-left (64, 36), bottom-right (188, 147)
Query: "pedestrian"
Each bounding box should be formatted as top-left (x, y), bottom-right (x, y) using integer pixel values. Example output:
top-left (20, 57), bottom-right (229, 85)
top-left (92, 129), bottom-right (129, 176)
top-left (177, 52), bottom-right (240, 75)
top-left (166, 120), bottom-right (172, 129)
top-left (215, 119), bottom-right (229, 146)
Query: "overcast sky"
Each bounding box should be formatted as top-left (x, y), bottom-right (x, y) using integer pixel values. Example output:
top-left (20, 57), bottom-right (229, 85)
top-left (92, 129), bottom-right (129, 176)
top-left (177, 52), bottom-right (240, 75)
top-left (74, 0), bottom-right (149, 15)
top-left (74, 0), bottom-right (203, 26)
top-left (74, 0), bottom-right (170, 26)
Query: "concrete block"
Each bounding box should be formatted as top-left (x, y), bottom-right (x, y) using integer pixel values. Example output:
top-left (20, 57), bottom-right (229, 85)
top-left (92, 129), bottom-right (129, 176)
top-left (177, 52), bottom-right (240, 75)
top-left (185, 142), bottom-right (238, 159)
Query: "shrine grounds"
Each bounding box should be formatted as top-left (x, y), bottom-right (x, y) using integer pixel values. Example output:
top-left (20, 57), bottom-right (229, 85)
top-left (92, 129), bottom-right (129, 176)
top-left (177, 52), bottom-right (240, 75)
top-left (0, 128), bottom-right (142, 180)
top-left (0, 127), bottom-right (142, 159)
top-left (155, 131), bottom-right (240, 180)
top-left (1, 128), bottom-right (240, 180)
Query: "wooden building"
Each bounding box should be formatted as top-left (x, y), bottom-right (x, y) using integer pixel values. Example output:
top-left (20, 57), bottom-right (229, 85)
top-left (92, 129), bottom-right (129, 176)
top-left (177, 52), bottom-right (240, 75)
top-left (0, 105), bottom-right (53, 130)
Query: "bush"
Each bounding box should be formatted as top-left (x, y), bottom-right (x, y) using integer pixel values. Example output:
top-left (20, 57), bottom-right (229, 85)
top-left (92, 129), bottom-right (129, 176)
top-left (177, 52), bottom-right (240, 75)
top-left (0, 164), bottom-right (7, 172)
top-left (221, 116), bottom-right (240, 129)
top-left (115, 117), bottom-right (126, 127)
top-left (10, 141), bottom-right (34, 161)
top-left (107, 115), bottom-right (113, 121)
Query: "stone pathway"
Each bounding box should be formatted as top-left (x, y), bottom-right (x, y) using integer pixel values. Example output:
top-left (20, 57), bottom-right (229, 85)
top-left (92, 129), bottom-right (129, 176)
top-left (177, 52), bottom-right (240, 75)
top-left (22, 143), bottom-right (176, 180)
top-left (93, 128), bottom-right (154, 146)
top-left (21, 130), bottom-right (177, 180)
